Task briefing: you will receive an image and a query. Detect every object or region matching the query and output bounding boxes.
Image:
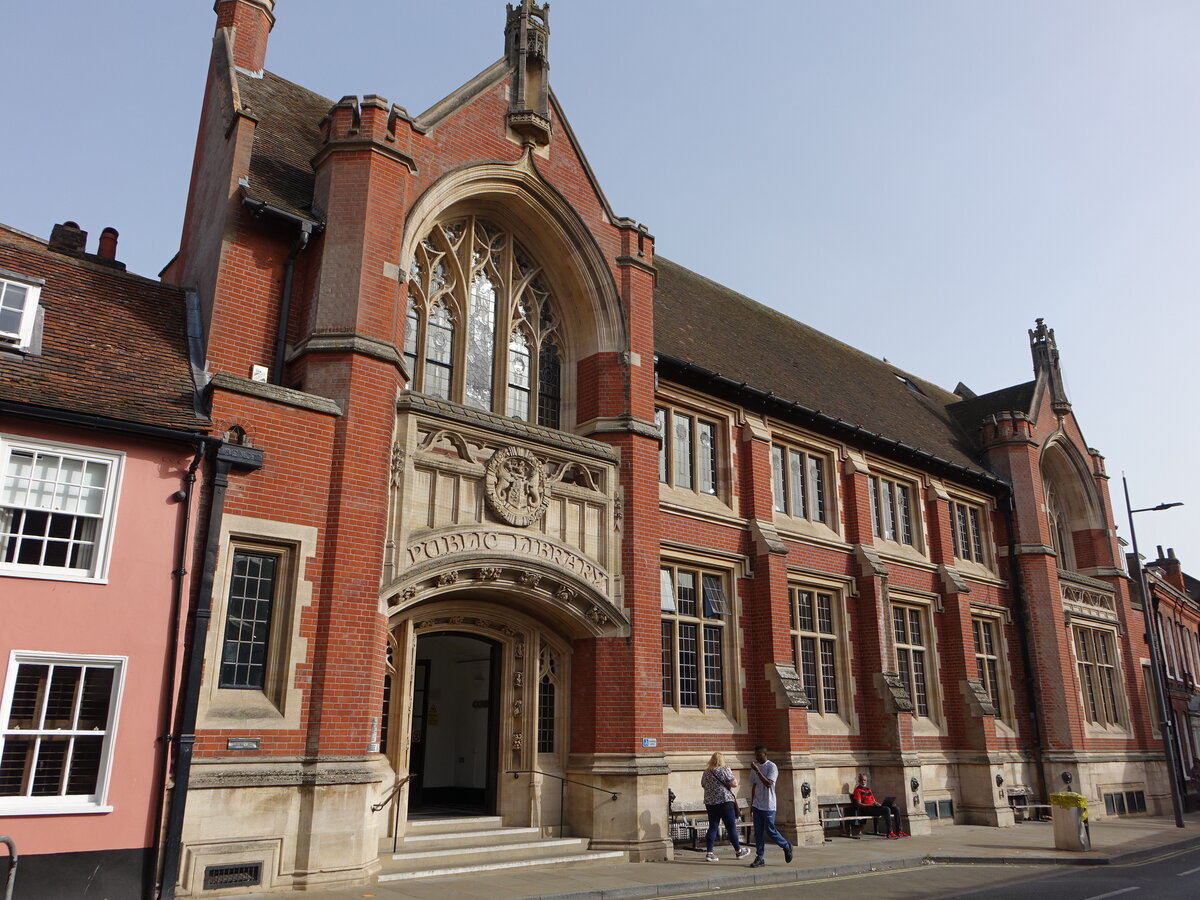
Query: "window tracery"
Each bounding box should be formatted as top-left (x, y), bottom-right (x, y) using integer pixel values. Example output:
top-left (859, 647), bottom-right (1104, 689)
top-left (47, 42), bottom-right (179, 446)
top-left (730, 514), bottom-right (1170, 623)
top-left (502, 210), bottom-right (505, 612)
top-left (406, 217), bottom-right (563, 427)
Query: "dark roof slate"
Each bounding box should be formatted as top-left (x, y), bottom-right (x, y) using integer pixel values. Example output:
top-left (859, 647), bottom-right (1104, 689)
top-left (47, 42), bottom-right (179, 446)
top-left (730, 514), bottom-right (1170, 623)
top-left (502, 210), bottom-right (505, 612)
top-left (0, 226), bottom-right (207, 433)
top-left (946, 382), bottom-right (1037, 435)
top-left (652, 257), bottom-right (986, 473)
top-left (237, 71), bottom-right (331, 218)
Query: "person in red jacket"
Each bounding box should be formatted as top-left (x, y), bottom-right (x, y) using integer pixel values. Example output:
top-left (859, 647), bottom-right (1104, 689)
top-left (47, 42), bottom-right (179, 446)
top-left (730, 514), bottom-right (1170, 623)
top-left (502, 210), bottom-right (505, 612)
top-left (851, 774), bottom-right (908, 838)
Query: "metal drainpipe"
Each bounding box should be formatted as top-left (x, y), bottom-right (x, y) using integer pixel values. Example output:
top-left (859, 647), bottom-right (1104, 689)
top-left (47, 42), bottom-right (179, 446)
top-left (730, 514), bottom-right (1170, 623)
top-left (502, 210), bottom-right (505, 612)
top-left (272, 222), bottom-right (314, 386)
top-left (145, 445), bottom-right (206, 900)
top-left (1002, 495), bottom-right (1050, 805)
top-left (158, 441), bottom-right (264, 899)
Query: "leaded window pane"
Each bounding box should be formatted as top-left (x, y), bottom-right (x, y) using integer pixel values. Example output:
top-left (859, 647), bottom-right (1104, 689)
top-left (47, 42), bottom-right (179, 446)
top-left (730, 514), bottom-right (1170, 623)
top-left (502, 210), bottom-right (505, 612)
top-left (676, 569), bottom-right (697, 617)
top-left (697, 421), bottom-right (717, 495)
top-left (820, 638), bottom-right (839, 713)
top-left (220, 551), bottom-right (278, 690)
top-left (661, 622), bottom-right (674, 705)
top-left (537, 340), bottom-right (561, 429)
top-left (703, 625), bottom-right (724, 708)
top-left (506, 329), bottom-right (531, 420)
top-left (465, 272), bottom-right (497, 410)
top-left (789, 449), bottom-right (805, 516)
top-left (673, 414), bottom-right (693, 489)
top-left (657, 409), bottom-right (669, 484)
top-left (808, 454), bottom-right (826, 522)
top-left (425, 301), bottom-right (454, 400)
top-left (678, 623), bottom-right (699, 707)
top-left (771, 446), bottom-right (786, 512)
top-left (970, 507), bottom-right (984, 561)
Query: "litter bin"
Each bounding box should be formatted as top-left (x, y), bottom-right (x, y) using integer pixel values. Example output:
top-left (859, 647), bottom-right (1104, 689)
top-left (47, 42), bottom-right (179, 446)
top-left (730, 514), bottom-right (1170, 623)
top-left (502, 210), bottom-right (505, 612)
top-left (1049, 791), bottom-right (1090, 851)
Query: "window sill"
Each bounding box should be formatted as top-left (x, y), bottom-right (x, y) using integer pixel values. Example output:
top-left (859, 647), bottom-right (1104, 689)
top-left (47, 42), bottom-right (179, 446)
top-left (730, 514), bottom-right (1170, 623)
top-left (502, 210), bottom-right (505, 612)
top-left (874, 541), bottom-right (935, 570)
top-left (955, 558), bottom-right (1002, 584)
top-left (911, 715), bottom-right (946, 738)
top-left (773, 515), bottom-right (843, 547)
top-left (0, 801), bottom-right (112, 817)
top-left (806, 711), bottom-right (856, 736)
top-left (659, 484), bottom-right (740, 522)
top-left (663, 706), bottom-right (743, 735)
top-left (1083, 723), bottom-right (1132, 739)
top-left (0, 566), bottom-right (107, 584)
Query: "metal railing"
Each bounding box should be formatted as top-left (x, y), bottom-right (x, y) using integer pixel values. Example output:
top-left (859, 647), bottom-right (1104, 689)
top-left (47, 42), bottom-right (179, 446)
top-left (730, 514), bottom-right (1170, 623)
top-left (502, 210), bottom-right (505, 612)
top-left (371, 774), bottom-right (416, 854)
top-left (506, 769), bottom-right (620, 838)
top-left (1, 836), bottom-right (16, 900)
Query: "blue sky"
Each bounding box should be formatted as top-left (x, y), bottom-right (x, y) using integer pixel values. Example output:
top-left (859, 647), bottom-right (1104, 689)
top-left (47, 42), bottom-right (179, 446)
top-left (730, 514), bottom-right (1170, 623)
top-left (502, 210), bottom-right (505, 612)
top-left (3, 1), bottom-right (1196, 559)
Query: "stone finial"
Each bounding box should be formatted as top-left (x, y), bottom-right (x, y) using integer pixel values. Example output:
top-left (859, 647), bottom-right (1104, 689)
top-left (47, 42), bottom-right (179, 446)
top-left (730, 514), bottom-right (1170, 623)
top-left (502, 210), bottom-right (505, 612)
top-left (1028, 318), bottom-right (1071, 413)
top-left (504, 1), bottom-right (552, 145)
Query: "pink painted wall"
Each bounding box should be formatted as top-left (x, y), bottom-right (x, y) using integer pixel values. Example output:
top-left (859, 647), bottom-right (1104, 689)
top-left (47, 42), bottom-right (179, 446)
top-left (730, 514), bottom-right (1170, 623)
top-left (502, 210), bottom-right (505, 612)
top-left (1, 421), bottom-right (196, 857)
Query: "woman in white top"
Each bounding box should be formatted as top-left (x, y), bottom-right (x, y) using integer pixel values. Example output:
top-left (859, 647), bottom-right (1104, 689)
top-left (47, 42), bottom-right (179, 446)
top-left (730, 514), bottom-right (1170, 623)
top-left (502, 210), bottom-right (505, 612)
top-left (699, 752), bottom-right (750, 861)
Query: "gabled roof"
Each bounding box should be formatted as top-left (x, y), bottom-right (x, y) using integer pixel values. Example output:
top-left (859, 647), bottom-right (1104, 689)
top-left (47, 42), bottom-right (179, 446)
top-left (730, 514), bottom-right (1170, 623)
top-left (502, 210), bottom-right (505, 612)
top-left (0, 225), bottom-right (207, 433)
top-left (947, 382), bottom-right (1038, 434)
top-left (232, 69), bottom-right (1015, 480)
top-left (238, 71), bottom-right (332, 219)
top-left (652, 258), bottom-right (986, 474)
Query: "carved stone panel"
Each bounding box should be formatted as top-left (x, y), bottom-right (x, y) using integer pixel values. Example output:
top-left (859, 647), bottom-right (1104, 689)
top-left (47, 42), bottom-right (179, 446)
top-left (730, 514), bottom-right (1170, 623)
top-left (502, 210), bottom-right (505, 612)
top-left (485, 446), bottom-right (550, 527)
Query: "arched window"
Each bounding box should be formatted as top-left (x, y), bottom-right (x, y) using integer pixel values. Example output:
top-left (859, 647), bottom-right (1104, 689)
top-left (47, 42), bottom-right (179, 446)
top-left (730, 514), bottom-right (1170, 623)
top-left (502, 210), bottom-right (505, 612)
top-left (406, 217), bottom-right (563, 427)
top-left (1046, 481), bottom-right (1074, 570)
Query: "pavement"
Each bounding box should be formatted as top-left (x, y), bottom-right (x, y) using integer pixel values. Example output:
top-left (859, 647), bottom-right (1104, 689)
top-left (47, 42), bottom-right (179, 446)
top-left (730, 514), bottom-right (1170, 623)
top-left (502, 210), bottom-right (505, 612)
top-left (251, 812), bottom-right (1200, 900)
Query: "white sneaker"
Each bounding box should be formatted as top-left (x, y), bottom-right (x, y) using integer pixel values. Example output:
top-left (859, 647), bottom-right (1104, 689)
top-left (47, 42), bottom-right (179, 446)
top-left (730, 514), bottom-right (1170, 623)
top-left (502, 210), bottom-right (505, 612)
top-left (705, 852), bottom-right (719, 862)
top-left (735, 847), bottom-right (751, 859)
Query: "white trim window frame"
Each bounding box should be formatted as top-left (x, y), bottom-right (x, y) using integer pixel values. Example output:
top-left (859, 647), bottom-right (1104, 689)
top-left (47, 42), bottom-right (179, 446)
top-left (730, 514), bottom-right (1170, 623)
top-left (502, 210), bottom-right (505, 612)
top-left (771, 443), bottom-right (829, 524)
top-left (788, 586), bottom-right (841, 716)
top-left (656, 406), bottom-right (720, 497)
top-left (891, 602), bottom-right (933, 718)
top-left (0, 271), bottom-right (42, 351)
top-left (660, 563), bottom-right (730, 711)
top-left (0, 651), bottom-right (125, 815)
top-left (0, 436), bottom-right (124, 583)
top-left (950, 499), bottom-right (988, 566)
top-left (1073, 623), bottom-right (1126, 729)
top-left (869, 473), bottom-right (916, 546)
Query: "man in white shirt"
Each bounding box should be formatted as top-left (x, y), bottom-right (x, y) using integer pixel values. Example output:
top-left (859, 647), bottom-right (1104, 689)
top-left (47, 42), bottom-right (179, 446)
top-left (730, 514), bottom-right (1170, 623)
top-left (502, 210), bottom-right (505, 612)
top-left (748, 744), bottom-right (793, 867)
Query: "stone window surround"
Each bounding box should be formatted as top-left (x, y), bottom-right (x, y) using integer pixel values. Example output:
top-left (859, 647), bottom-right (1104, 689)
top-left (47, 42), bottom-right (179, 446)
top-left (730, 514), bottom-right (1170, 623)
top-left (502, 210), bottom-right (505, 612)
top-left (889, 593), bottom-right (946, 737)
top-left (198, 515), bottom-right (318, 730)
top-left (1070, 619), bottom-right (1130, 736)
top-left (655, 386), bottom-right (739, 518)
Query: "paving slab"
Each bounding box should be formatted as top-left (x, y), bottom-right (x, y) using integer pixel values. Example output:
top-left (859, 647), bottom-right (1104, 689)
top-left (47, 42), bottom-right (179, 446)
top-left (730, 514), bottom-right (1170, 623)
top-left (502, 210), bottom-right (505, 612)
top-left (242, 812), bottom-right (1200, 900)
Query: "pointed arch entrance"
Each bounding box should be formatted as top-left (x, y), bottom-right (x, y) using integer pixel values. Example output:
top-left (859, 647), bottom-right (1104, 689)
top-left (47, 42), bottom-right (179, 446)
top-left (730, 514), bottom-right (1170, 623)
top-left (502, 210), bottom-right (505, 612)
top-left (380, 583), bottom-right (611, 839)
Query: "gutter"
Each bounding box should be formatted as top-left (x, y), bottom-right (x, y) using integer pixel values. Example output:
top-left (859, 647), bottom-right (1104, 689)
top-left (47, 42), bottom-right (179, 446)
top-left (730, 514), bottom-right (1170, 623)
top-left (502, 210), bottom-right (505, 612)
top-left (239, 195), bottom-right (324, 388)
top-left (158, 440), bottom-right (264, 899)
top-left (0, 400), bottom-right (207, 446)
top-left (655, 353), bottom-right (1005, 491)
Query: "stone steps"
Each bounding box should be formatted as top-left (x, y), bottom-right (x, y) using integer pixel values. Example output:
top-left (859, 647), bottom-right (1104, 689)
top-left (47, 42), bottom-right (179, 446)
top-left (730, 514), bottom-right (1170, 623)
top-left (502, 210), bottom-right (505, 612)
top-left (377, 817), bottom-right (625, 881)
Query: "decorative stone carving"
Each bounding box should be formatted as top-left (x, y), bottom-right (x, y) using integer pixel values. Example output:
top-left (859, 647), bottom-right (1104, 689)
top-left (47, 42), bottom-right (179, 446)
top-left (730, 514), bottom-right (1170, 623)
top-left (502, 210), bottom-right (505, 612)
top-left (400, 586), bottom-right (418, 602)
top-left (512, 732), bottom-right (523, 751)
top-left (586, 604), bottom-right (610, 627)
top-left (485, 445), bottom-right (550, 526)
top-left (513, 699), bottom-right (523, 717)
top-left (437, 571), bottom-right (459, 586)
top-left (879, 671), bottom-right (915, 714)
top-left (555, 586), bottom-right (576, 603)
top-left (515, 640), bottom-right (525, 658)
top-left (514, 671), bottom-right (524, 688)
top-left (390, 443), bottom-right (405, 487)
top-left (478, 567), bottom-right (503, 581)
top-left (519, 570), bottom-right (542, 588)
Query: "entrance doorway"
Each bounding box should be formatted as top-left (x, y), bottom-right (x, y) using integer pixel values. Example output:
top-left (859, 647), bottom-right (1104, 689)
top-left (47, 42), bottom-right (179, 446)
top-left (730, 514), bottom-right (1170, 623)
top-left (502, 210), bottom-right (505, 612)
top-left (408, 632), bottom-right (500, 817)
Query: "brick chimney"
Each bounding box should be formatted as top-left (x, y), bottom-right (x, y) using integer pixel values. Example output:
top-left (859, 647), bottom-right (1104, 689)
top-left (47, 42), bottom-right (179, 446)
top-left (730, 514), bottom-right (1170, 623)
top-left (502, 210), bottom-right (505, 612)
top-left (1154, 546), bottom-right (1187, 592)
top-left (48, 221), bottom-right (87, 256)
top-left (214, 0), bottom-right (275, 73)
top-left (97, 227), bottom-right (119, 261)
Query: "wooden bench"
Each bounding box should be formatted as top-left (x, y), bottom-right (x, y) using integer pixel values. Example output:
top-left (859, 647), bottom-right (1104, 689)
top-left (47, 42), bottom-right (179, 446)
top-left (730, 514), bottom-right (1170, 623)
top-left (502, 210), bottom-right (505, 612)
top-left (669, 805), bottom-right (753, 850)
top-left (817, 794), bottom-right (877, 839)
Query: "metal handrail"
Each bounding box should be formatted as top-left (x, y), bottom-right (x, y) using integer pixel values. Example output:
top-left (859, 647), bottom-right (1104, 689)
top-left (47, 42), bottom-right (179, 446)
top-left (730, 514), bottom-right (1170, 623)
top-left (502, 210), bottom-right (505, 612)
top-left (1, 836), bottom-right (16, 900)
top-left (507, 769), bottom-right (620, 839)
top-left (506, 769), bottom-right (620, 801)
top-left (371, 773), bottom-right (415, 813)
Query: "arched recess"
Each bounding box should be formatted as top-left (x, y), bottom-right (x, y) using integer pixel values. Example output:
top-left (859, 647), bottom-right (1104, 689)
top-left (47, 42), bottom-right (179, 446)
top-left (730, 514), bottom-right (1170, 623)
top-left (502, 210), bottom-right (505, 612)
top-left (1040, 438), bottom-right (1103, 570)
top-left (400, 154), bottom-right (628, 363)
top-left (380, 551), bottom-right (629, 641)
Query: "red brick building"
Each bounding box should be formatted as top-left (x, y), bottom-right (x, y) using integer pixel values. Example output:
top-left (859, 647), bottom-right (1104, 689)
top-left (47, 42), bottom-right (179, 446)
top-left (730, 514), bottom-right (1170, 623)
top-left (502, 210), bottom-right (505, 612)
top-left (152, 1), bottom-right (1173, 893)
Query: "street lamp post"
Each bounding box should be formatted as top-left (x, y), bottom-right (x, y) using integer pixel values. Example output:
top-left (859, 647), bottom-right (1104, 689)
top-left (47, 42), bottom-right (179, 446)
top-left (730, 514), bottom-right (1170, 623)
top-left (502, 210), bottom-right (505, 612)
top-left (1122, 475), bottom-right (1185, 828)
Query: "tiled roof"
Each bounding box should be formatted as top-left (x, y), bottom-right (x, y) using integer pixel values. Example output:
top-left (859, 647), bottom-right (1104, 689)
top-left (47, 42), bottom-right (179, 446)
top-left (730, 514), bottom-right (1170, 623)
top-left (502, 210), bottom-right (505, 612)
top-left (237, 71), bottom-right (331, 218)
top-left (652, 257), bottom-right (986, 474)
top-left (946, 382), bottom-right (1038, 434)
top-left (0, 226), bottom-right (207, 434)
top-left (238, 70), bottom-right (1004, 477)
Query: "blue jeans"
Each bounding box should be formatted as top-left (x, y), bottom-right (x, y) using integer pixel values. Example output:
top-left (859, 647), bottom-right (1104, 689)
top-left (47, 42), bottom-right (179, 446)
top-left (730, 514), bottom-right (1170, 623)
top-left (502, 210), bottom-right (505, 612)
top-left (705, 801), bottom-right (742, 853)
top-left (752, 807), bottom-right (790, 858)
